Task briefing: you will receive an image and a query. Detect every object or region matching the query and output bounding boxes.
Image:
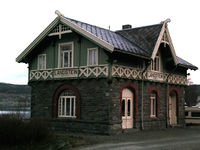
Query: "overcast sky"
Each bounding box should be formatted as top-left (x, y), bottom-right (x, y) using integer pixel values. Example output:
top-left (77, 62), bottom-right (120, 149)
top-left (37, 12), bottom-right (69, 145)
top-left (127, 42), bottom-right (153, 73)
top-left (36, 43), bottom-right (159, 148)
top-left (0, 0), bottom-right (199, 85)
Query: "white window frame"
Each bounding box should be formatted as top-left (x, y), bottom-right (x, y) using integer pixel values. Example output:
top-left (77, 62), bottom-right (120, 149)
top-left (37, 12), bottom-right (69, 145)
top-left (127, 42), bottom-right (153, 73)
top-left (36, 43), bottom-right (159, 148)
top-left (150, 93), bottom-right (157, 118)
top-left (87, 48), bottom-right (98, 66)
top-left (58, 42), bottom-right (74, 68)
top-left (58, 96), bottom-right (76, 118)
top-left (38, 54), bottom-right (46, 70)
top-left (151, 52), bottom-right (160, 71)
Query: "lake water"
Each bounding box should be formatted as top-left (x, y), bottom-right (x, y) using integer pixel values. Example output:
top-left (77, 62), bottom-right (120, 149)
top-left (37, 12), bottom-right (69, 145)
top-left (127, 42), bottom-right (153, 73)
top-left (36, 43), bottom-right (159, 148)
top-left (0, 110), bottom-right (31, 118)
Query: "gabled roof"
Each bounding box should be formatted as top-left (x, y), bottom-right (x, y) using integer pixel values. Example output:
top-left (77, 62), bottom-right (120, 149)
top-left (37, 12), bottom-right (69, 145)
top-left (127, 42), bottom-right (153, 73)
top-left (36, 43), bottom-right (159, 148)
top-left (64, 17), bottom-right (150, 57)
top-left (16, 12), bottom-right (197, 70)
top-left (116, 24), bottom-right (163, 57)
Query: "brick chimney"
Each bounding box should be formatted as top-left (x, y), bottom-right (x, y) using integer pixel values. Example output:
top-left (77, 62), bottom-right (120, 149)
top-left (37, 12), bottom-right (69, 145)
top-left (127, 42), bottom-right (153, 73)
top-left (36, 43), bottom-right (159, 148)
top-left (122, 24), bottom-right (132, 30)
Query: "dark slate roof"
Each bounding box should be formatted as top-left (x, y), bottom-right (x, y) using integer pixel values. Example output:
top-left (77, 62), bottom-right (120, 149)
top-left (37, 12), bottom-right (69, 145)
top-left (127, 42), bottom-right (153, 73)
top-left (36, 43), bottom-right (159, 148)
top-left (65, 17), bottom-right (151, 57)
top-left (116, 24), bottom-right (163, 56)
top-left (65, 17), bottom-right (197, 70)
top-left (177, 56), bottom-right (198, 70)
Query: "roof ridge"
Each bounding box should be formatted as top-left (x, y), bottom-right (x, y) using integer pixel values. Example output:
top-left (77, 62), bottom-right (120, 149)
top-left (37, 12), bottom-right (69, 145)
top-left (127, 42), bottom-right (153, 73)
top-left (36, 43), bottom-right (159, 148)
top-left (64, 16), bottom-right (115, 33)
top-left (115, 23), bottom-right (162, 32)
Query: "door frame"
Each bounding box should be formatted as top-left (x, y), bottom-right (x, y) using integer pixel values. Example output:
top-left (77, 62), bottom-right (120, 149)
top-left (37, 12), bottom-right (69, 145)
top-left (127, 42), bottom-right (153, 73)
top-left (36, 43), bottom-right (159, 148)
top-left (122, 88), bottom-right (133, 129)
top-left (168, 87), bottom-right (180, 125)
top-left (120, 82), bottom-right (138, 128)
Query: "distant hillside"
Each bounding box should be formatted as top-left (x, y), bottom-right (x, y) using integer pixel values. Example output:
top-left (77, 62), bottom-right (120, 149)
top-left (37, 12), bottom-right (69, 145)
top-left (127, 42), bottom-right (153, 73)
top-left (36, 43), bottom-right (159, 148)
top-left (0, 83), bottom-right (31, 110)
top-left (0, 83), bottom-right (31, 94)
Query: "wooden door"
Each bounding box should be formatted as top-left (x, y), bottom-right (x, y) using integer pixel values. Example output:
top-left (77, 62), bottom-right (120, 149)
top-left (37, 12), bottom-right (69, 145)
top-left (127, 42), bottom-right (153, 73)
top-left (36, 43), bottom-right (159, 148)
top-left (169, 92), bottom-right (177, 125)
top-left (122, 88), bottom-right (133, 129)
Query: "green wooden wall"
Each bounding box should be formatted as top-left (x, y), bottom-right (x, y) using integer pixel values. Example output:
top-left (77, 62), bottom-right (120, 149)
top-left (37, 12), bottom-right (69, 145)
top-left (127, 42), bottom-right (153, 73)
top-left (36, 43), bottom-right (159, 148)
top-left (29, 32), bottom-right (109, 70)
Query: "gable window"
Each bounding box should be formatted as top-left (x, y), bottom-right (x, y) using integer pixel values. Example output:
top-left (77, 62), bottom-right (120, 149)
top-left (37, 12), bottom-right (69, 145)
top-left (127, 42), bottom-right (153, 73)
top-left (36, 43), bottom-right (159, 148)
top-left (58, 90), bottom-right (76, 118)
top-left (150, 92), bottom-right (157, 117)
top-left (88, 48), bottom-right (98, 66)
top-left (151, 53), bottom-right (160, 71)
top-left (38, 54), bottom-right (46, 70)
top-left (59, 42), bottom-right (73, 68)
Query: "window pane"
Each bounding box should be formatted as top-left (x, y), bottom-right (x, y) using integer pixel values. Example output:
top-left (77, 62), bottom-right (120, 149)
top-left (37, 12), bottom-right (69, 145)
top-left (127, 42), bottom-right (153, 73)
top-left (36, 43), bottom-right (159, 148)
top-left (89, 50), bottom-right (93, 65)
top-left (69, 51), bottom-right (72, 67)
top-left (128, 99), bottom-right (131, 116)
top-left (66, 98), bottom-right (70, 116)
top-left (60, 43), bottom-right (72, 68)
top-left (71, 98), bottom-right (74, 116)
top-left (64, 52), bottom-right (69, 67)
top-left (93, 49), bottom-right (97, 65)
top-left (62, 98), bottom-right (65, 116)
top-left (58, 98), bottom-right (61, 116)
top-left (153, 99), bottom-right (156, 115)
top-left (122, 99), bottom-right (125, 117)
top-left (61, 44), bottom-right (72, 51)
top-left (38, 55), bottom-right (45, 70)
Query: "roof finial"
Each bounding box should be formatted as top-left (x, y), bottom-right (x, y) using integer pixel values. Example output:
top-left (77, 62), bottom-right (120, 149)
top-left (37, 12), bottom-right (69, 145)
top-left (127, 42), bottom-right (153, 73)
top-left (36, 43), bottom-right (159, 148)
top-left (55, 10), bottom-right (64, 17)
top-left (160, 18), bottom-right (171, 24)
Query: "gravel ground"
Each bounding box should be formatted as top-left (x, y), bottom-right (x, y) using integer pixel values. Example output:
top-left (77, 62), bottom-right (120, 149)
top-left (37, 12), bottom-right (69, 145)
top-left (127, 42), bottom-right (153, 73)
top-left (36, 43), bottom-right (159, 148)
top-left (72, 126), bottom-right (200, 150)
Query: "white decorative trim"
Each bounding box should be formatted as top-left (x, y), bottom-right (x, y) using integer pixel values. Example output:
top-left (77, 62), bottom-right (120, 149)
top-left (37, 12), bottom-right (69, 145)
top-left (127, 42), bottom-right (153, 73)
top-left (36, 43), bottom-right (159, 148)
top-left (112, 64), bottom-right (187, 85)
top-left (112, 65), bottom-right (142, 79)
top-left (30, 69), bottom-right (53, 80)
top-left (16, 17), bottom-right (60, 62)
top-left (54, 68), bottom-right (78, 78)
top-left (79, 65), bottom-right (108, 77)
top-left (16, 15), bottom-right (114, 63)
top-left (29, 64), bottom-right (108, 80)
top-left (48, 24), bottom-right (72, 39)
top-left (151, 23), bottom-right (178, 65)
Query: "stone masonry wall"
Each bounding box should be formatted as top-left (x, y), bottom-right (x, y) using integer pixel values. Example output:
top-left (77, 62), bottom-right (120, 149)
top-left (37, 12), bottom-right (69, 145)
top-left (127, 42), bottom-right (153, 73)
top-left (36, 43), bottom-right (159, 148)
top-left (29, 78), bottom-right (185, 134)
top-left (30, 79), bottom-right (112, 134)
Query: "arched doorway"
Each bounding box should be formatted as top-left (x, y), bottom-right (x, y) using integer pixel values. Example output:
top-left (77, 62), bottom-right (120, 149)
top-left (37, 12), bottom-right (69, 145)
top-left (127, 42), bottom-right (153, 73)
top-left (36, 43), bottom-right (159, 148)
top-left (169, 91), bottom-right (177, 125)
top-left (122, 88), bottom-right (133, 129)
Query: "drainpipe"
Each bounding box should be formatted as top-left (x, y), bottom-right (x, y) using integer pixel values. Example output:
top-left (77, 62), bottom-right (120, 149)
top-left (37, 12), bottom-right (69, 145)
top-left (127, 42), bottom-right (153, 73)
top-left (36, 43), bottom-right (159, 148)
top-left (141, 61), bottom-right (151, 130)
top-left (166, 65), bottom-right (178, 127)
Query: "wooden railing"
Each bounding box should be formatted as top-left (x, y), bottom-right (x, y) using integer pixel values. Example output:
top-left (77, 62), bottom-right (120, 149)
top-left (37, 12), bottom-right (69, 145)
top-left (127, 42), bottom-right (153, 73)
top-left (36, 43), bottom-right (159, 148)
top-left (185, 107), bottom-right (200, 124)
top-left (29, 64), bottom-right (187, 85)
top-left (112, 65), bottom-right (187, 85)
top-left (29, 65), bottom-right (109, 80)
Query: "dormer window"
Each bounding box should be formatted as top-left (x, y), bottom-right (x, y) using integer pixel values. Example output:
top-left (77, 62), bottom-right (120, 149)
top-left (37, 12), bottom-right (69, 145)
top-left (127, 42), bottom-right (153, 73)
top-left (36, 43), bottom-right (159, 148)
top-left (59, 42), bottom-right (73, 68)
top-left (38, 54), bottom-right (46, 70)
top-left (88, 48), bottom-right (98, 66)
top-left (151, 53), bottom-right (160, 71)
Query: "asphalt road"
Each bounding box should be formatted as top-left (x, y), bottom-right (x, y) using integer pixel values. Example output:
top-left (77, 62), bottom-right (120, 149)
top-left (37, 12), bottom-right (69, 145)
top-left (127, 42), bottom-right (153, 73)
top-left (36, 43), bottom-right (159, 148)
top-left (74, 126), bottom-right (200, 150)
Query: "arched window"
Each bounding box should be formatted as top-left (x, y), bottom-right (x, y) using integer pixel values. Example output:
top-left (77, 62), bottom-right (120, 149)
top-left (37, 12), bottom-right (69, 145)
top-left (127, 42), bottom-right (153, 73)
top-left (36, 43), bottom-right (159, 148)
top-left (58, 90), bottom-right (76, 118)
top-left (52, 84), bottom-right (80, 119)
top-left (150, 91), bottom-right (157, 117)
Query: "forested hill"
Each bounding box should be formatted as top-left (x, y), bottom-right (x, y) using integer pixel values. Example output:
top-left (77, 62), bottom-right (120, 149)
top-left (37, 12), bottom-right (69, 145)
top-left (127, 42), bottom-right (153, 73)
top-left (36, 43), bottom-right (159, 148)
top-left (0, 83), bottom-right (31, 110)
top-left (0, 83), bottom-right (31, 94)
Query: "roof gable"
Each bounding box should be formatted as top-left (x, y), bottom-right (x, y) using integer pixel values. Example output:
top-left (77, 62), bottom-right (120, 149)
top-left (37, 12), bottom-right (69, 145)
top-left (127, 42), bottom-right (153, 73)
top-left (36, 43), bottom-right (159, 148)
top-left (16, 12), bottom-right (197, 70)
top-left (152, 21), bottom-right (178, 65)
top-left (116, 24), bottom-right (162, 56)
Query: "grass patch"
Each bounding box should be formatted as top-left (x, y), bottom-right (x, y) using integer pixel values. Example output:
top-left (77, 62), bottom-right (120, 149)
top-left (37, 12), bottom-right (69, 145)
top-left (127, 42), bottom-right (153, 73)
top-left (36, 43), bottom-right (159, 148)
top-left (1, 134), bottom-right (86, 150)
top-left (0, 114), bottom-right (87, 150)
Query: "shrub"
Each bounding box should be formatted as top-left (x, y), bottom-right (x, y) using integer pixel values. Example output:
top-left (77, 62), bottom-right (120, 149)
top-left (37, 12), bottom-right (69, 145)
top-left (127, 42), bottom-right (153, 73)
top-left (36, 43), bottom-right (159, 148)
top-left (0, 114), bottom-right (51, 146)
